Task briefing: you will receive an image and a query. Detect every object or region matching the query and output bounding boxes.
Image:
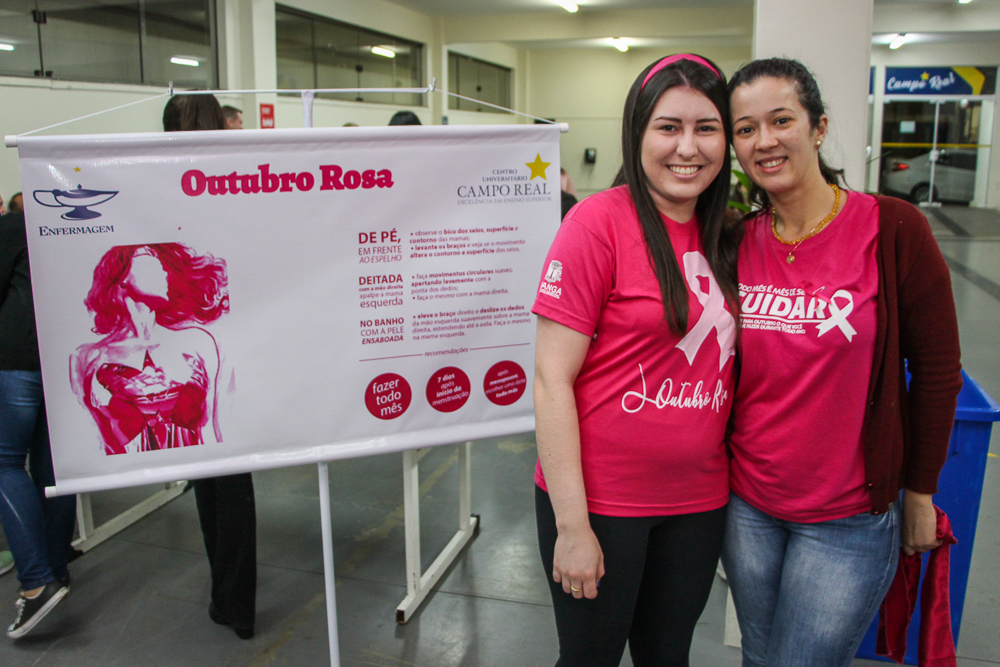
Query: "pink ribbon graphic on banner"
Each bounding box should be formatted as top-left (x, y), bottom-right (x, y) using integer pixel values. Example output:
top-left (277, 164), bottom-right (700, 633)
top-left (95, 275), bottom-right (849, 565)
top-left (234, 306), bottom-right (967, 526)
top-left (676, 251), bottom-right (736, 370)
top-left (815, 289), bottom-right (857, 341)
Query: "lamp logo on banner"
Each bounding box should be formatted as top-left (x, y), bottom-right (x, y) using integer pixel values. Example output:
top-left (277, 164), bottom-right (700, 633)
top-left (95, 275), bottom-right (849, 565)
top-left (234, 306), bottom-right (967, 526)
top-left (17, 125), bottom-right (560, 494)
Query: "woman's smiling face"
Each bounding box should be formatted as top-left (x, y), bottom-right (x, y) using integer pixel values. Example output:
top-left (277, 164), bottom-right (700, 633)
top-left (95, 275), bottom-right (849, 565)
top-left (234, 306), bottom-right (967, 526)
top-left (730, 76), bottom-right (827, 197)
top-left (640, 85), bottom-right (726, 222)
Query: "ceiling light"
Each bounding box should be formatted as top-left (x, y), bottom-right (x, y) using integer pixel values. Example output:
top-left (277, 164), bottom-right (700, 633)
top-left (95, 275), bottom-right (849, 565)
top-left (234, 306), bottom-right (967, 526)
top-left (170, 56), bottom-right (200, 67)
top-left (610, 38), bottom-right (629, 53)
top-left (889, 34), bottom-right (909, 49)
top-left (0, 43), bottom-right (14, 52)
top-left (958, 0), bottom-right (973, 4)
top-left (554, 0), bottom-right (579, 12)
top-left (371, 46), bottom-right (396, 58)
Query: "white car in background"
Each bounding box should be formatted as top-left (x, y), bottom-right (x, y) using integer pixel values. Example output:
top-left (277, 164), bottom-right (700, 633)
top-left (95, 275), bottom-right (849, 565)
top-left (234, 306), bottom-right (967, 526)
top-left (881, 148), bottom-right (977, 204)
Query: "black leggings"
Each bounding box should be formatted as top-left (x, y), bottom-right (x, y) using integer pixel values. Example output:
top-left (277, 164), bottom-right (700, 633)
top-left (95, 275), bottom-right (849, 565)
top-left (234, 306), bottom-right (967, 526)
top-left (536, 486), bottom-right (726, 667)
top-left (193, 473), bottom-right (257, 629)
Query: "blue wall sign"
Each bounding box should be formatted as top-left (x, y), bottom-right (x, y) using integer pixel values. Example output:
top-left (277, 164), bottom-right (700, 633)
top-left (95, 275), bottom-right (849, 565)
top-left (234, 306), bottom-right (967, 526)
top-left (884, 66), bottom-right (996, 96)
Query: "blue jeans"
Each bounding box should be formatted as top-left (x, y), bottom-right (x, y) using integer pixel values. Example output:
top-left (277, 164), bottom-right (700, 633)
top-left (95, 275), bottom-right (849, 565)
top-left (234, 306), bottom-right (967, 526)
top-left (0, 371), bottom-right (76, 590)
top-left (722, 493), bottom-right (900, 667)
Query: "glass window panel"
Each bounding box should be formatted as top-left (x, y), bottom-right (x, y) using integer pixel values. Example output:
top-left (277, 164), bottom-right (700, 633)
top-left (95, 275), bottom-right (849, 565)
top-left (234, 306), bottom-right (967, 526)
top-left (276, 8), bottom-right (314, 91)
top-left (496, 67), bottom-right (510, 110)
top-left (392, 43), bottom-right (421, 107)
top-left (447, 52), bottom-right (510, 113)
top-left (357, 31), bottom-right (394, 104)
top-left (314, 20), bottom-right (357, 101)
top-left (447, 52), bottom-right (460, 101)
top-left (880, 99), bottom-right (983, 204)
top-left (275, 6), bottom-right (423, 107)
top-left (478, 62), bottom-right (500, 110)
top-left (141, 0), bottom-right (217, 89)
top-left (0, 1), bottom-right (43, 77)
top-left (38, 0), bottom-right (142, 84)
top-left (456, 55), bottom-right (477, 111)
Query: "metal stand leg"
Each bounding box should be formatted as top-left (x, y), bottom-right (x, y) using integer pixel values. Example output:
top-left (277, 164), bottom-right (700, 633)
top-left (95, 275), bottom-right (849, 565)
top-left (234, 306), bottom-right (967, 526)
top-left (458, 441), bottom-right (471, 531)
top-left (396, 442), bottom-right (479, 623)
top-left (317, 462), bottom-right (341, 667)
top-left (76, 493), bottom-right (95, 541)
top-left (72, 482), bottom-right (186, 553)
top-left (402, 448), bottom-right (422, 599)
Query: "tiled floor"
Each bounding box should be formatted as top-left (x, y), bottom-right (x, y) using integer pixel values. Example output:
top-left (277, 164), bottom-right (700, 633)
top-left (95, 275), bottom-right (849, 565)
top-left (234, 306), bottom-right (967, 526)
top-left (1, 204), bottom-right (998, 666)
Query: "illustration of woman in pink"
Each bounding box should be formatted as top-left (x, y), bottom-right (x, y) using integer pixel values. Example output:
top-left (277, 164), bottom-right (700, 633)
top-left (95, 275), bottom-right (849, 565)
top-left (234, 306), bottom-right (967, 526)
top-left (70, 243), bottom-right (229, 456)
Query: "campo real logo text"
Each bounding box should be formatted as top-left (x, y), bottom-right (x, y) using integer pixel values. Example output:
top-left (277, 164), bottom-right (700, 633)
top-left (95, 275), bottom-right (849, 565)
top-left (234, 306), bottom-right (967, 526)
top-left (181, 164), bottom-right (394, 196)
top-left (457, 153), bottom-right (554, 203)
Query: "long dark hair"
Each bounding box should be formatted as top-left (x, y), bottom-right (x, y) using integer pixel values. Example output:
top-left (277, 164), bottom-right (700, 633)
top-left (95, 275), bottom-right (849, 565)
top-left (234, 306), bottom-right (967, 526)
top-left (728, 58), bottom-right (845, 210)
top-left (86, 244), bottom-right (229, 336)
top-left (613, 55), bottom-right (741, 335)
top-left (163, 94), bottom-right (227, 132)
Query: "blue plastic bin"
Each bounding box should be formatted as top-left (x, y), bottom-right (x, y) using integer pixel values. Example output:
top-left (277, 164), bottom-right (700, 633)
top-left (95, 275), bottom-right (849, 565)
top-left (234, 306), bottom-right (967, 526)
top-left (856, 370), bottom-right (1000, 664)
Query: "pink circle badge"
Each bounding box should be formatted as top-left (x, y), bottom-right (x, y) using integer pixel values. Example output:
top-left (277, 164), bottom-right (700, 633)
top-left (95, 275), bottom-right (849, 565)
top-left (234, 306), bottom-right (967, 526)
top-left (365, 373), bottom-right (411, 420)
top-left (426, 366), bottom-right (471, 413)
top-left (483, 361), bottom-right (527, 406)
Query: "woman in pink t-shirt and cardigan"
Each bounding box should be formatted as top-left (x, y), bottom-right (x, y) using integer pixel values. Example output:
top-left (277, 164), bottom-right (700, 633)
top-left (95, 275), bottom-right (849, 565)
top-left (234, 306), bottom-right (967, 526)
top-left (532, 54), bottom-right (742, 666)
top-left (722, 58), bottom-right (963, 667)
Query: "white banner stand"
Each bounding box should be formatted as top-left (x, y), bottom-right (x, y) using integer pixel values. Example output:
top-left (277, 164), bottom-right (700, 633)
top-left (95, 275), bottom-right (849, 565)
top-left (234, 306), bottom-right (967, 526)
top-left (317, 462), bottom-right (342, 667)
top-left (73, 482), bottom-right (187, 553)
top-left (9, 83), bottom-right (564, 666)
top-left (396, 441), bottom-right (479, 623)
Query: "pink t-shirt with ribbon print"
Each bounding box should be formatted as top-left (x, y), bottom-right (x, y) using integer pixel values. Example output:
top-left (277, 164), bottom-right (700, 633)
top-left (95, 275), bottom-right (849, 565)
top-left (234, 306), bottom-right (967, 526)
top-left (730, 190), bottom-right (879, 523)
top-left (532, 186), bottom-right (735, 517)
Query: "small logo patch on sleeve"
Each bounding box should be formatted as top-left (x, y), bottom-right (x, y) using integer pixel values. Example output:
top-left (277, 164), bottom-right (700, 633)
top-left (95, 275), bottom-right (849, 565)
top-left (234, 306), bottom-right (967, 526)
top-left (544, 260), bottom-right (563, 283)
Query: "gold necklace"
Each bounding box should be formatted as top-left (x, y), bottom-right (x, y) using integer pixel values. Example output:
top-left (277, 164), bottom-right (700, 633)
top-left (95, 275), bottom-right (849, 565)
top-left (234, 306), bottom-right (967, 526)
top-left (771, 183), bottom-right (841, 264)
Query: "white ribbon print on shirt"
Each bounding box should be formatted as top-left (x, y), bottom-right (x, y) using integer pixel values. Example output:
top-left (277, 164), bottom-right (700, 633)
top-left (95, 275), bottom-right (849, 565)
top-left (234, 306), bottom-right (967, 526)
top-left (738, 285), bottom-right (857, 342)
top-left (621, 252), bottom-right (735, 415)
top-left (815, 289), bottom-right (857, 341)
top-left (676, 251), bottom-right (736, 370)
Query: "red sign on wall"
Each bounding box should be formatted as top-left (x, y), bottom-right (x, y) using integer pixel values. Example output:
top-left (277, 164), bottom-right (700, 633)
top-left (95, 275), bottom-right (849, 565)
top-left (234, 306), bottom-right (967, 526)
top-left (259, 103), bottom-right (275, 129)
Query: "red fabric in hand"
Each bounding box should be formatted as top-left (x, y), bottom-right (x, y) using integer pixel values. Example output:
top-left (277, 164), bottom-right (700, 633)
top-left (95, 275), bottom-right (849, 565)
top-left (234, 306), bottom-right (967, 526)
top-left (876, 506), bottom-right (958, 667)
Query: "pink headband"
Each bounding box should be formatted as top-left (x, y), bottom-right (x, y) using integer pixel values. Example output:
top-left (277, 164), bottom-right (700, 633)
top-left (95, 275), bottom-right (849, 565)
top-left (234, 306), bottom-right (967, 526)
top-left (641, 54), bottom-right (721, 89)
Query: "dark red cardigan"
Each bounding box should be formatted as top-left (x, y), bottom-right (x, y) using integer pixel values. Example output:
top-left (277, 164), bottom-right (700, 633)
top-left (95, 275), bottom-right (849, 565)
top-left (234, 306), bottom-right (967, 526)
top-left (863, 196), bottom-right (963, 514)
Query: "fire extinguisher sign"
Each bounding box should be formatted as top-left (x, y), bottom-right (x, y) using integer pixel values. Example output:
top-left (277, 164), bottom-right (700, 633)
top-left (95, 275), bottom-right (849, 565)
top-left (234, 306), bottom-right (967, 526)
top-left (260, 103), bottom-right (275, 129)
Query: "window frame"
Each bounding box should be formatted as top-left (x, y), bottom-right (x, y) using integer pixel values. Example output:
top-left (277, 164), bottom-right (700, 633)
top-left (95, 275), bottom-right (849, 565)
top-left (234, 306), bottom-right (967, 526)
top-left (275, 4), bottom-right (426, 108)
top-left (0, 0), bottom-right (219, 88)
top-left (446, 51), bottom-right (512, 114)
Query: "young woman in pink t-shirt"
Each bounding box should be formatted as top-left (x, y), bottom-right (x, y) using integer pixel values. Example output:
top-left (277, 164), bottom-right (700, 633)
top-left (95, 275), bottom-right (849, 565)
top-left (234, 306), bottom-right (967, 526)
top-left (532, 55), bottom-right (741, 666)
top-left (723, 58), bottom-right (962, 667)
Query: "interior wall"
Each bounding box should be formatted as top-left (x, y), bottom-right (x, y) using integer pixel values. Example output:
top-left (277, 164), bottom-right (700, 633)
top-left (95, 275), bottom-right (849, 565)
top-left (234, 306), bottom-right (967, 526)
top-left (754, 0), bottom-right (875, 194)
top-left (527, 45), bottom-right (751, 198)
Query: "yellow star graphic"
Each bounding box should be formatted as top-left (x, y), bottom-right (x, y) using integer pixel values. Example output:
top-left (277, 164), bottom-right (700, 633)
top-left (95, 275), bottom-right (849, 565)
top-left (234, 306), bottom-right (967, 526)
top-left (526, 154), bottom-right (551, 180)
top-left (921, 72), bottom-right (929, 81)
top-left (74, 167), bottom-right (81, 172)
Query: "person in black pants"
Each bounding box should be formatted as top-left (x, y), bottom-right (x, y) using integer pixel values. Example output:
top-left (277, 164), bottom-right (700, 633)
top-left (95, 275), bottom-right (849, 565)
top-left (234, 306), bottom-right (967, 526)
top-left (531, 53), bottom-right (740, 667)
top-left (164, 94), bottom-right (257, 639)
top-left (194, 475), bottom-right (256, 638)
top-left (536, 489), bottom-right (726, 664)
